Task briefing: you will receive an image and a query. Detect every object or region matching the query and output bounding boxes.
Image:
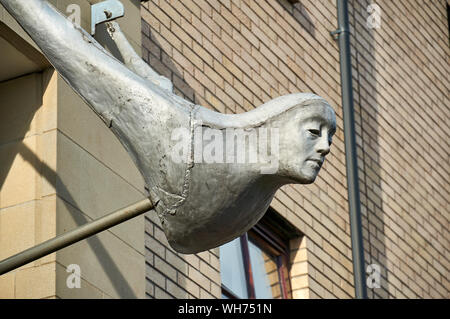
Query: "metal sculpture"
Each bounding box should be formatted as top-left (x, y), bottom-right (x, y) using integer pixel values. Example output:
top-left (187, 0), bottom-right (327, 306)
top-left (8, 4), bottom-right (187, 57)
top-left (0, 0), bottom-right (336, 254)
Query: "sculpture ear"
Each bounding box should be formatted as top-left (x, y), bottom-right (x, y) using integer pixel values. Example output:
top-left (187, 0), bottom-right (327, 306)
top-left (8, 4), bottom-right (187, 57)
top-left (105, 21), bottom-right (173, 92)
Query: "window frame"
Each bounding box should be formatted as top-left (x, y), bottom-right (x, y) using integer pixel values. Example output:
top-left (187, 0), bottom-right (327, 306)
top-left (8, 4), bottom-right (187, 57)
top-left (221, 217), bottom-right (293, 299)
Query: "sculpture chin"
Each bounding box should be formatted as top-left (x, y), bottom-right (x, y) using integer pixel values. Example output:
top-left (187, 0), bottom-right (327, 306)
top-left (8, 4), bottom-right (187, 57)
top-left (302, 175), bottom-right (318, 184)
top-left (295, 174), bottom-right (317, 184)
top-left (279, 165), bottom-right (321, 185)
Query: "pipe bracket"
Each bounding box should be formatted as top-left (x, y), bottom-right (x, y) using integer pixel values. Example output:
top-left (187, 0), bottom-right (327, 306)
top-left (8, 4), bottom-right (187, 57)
top-left (91, 0), bottom-right (124, 35)
top-left (330, 28), bottom-right (348, 39)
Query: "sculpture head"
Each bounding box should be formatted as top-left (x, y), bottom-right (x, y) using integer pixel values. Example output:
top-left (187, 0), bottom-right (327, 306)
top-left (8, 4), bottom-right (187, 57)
top-left (265, 94), bottom-right (336, 185)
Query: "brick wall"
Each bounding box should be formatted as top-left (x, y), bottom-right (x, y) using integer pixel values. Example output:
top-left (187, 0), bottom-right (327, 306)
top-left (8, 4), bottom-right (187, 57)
top-left (350, 0), bottom-right (449, 298)
top-left (140, 0), bottom-right (449, 299)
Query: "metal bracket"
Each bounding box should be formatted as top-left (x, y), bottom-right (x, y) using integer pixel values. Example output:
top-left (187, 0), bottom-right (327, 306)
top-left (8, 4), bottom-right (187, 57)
top-left (330, 28), bottom-right (348, 39)
top-left (91, 0), bottom-right (124, 35)
top-left (330, 29), bottom-right (342, 36)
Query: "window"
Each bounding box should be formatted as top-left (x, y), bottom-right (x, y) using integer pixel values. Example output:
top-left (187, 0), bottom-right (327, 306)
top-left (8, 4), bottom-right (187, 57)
top-left (447, 3), bottom-right (450, 45)
top-left (220, 209), bottom-right (298, 299)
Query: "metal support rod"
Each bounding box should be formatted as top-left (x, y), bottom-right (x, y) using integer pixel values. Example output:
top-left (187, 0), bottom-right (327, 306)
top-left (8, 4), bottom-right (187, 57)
top-left (0, 198), bottom-right (154, 276)
top-left (332, 0), bottom-right (367, 299)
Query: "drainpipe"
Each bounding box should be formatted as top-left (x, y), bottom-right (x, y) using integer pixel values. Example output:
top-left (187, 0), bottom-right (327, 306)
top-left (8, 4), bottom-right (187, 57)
top-left (331, 0), bottom-right (367, 299)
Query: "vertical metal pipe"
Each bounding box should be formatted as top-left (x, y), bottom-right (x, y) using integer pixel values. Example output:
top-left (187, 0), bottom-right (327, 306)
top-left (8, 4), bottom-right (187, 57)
top-left (334, 0), bottom-right (367, 299)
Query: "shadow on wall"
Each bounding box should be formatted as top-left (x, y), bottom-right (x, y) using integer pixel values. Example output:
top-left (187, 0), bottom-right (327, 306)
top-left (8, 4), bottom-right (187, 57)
top-left (140, 20), bottom-right (197, 104)
top-left (279, 0), bottom-right (316, 39)
top-left (19, 141), bottom-right (139, 298)
top-left (0, 73), bottom-right (137, 298)
top-left (350, 0), bottom-right (388, 298)
top-left (0, 75), bottom-right (40, 194)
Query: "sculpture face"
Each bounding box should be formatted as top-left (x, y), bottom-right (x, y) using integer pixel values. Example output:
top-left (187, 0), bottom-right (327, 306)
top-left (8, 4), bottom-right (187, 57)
top-left (277, 102), bottom-right (336, 184)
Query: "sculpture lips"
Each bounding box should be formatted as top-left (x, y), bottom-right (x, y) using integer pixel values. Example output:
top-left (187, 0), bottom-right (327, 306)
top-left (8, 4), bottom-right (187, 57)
top-left (307, 158), bottom-right (323, 168)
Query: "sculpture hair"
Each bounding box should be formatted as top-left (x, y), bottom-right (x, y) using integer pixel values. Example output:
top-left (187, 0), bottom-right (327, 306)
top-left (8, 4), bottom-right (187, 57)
top-left (196, 92), bottom-right (333, 129)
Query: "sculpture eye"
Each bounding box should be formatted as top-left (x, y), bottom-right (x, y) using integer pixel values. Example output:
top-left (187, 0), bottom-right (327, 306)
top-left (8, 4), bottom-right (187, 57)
top-left (308, 129), bottom-right (320, 137)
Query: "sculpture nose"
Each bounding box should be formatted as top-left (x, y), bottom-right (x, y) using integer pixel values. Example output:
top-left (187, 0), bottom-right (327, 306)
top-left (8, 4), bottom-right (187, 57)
top-left (316, 134), bottom-right (330, 156)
